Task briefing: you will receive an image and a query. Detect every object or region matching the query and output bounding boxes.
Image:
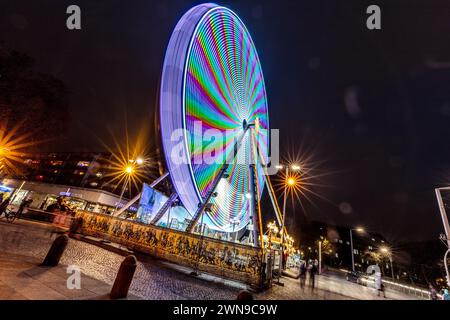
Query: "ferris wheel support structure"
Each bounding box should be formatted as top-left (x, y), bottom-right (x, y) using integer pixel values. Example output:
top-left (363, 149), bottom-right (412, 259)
top-left (186, 124), bottom-right (252, 233)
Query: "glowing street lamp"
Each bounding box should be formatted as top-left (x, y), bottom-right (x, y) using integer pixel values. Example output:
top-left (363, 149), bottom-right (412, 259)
top-left (287, 177), bottom-right (296, 186)
top-left (136, 157), bottom-right (144, 165)
top-left (125, 165), bottom-right (134, 174)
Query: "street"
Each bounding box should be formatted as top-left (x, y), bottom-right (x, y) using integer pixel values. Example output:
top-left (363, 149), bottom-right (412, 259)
top-left (0, 218), bottom-right (421, 300)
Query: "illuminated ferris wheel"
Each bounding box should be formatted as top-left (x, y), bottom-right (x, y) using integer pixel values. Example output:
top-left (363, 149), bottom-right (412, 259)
top-left (159, 3), bottom-right (269, 236)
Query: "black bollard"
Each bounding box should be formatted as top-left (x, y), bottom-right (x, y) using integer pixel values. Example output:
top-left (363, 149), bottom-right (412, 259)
top-left (237, 290), bottom-right (254, 301)
top-left (110, 255), bottom-right (137, 299)
top-left (41, 235), bottom-right (69, 266)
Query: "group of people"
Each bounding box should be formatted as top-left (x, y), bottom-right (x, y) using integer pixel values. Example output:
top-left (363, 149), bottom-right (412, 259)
top-left (299, 259), bottom-right (319, 291)
top-left (429, 284), bottom-right (450, 300)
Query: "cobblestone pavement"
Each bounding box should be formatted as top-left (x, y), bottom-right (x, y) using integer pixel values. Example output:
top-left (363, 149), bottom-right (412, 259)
top-left (0, 219), bottom-right (241, 299)
top-left (0, 219), bottom-right (416, 300)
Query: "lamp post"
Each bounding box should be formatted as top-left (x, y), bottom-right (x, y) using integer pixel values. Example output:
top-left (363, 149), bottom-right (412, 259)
top-left (114, 163), bottom-right (135, 213)
top-left (276, 163), bottom-right (300, 270)
top-left (349, 227), bottom-right (365, 272)
top-left (380, 246), bottom-right (394, 279)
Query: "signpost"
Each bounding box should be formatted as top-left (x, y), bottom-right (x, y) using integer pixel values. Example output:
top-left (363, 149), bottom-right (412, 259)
top-left (435, 187), bottom-right (450, 286)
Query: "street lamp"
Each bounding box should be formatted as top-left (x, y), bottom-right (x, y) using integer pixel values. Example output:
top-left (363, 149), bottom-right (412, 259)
top-left (349, 227), bottom-right (365, 272)
top-left (114, 163), bottom-right (136, 212)
top-left (380, 246), bottom-right (394, 279)
top-left (278, 163), bottom-right (301, 270)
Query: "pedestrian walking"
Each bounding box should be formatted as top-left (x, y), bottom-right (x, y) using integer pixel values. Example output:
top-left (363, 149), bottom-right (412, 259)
top-left (0, 196), bottom-right (11, 217)
top-left (16, 198), bottom-right (32, 219)
top-left (442, 289), bottom-right (450, 300)
top-left (429, 284), bottom-right (438, 300)
top-left (374, 271), bottom-right (386, 298)
top-left (308, 261), bottom-right (318, 290)
top-left (299, 261), bottom-right (307, 290)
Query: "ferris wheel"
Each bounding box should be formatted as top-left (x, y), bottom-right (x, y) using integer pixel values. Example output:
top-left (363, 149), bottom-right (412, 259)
top-left (159, 3), bottom-right (269, 236)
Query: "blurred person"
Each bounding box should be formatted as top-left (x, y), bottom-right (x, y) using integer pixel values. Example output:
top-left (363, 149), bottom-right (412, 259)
top-left (442, 289), bottom-right (450, 300)
top-left (0, 196), bottom-right (11, 216)
top-left (308, 261), bottom-right (318, 290)
top-left (282, 251), bottom-right (288, 270)
top-left (299, 261), bottom-right (307, 290)
top-left (374, 271), bottom-right (385, 298)
top-left (16, 197), bottom-right (32, 219)
top-left (429, 284), bottom-right (438, 300)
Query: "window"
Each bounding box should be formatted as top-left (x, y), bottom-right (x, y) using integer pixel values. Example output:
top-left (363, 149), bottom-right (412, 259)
top-left (50, 160), bottom-right (63, 166)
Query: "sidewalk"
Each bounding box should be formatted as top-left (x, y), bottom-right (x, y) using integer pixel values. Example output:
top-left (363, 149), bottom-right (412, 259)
top-left (0, 252), bottom-right (139, 300)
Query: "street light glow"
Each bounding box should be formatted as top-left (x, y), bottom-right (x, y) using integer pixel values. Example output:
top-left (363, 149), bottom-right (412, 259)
top-left (380, 246), bottom-right (390, 254)
top-left (355, 227), bottom-right (365, 233)
top-left (291, 164), bottom-right (301, 171)
top-left (287, 177), bottom-right (296, 186)
top-left (136, 157), bottom-right (144, 165)
top-left (125, 165), bottom-right (134, 174)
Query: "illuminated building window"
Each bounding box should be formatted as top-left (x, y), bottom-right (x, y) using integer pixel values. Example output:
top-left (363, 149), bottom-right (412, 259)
top-left (50, 160), bottom-right (63, 166)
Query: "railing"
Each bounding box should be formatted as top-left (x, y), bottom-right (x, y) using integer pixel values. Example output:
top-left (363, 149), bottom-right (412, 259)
top-left (359, 275), bottom-right (442, 299)
top-left (335, 267), bottom-right (442, 300)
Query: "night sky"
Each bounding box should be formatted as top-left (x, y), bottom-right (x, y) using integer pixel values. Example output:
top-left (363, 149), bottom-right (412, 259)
top-left (1, 0), bottom-right (450, 243)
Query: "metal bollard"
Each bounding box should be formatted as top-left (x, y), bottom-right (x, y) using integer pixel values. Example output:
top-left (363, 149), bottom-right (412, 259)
top-left (110, 255), bottom-right (137, 299)
top-left (237, 290), bottom-right (254, 301)
top-left (41, 235), bottom-right (69, 266)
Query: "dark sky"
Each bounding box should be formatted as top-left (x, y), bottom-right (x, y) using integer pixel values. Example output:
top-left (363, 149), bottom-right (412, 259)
top-left (1, 0), bottom-right (450, 242)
